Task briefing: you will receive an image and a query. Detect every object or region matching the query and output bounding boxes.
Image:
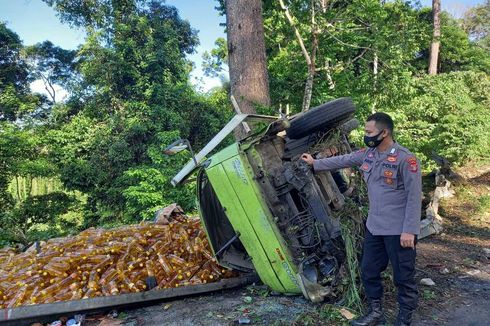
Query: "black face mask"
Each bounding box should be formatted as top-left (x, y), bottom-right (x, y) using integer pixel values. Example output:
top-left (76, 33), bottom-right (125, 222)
top-left (364, 130), bottom-right (385, 148)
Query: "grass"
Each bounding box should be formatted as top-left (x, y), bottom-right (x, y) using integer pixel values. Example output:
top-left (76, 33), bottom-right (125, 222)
top-left (292, 305), bottom-right (350, 325)
top-left (339, 218), bottom-right (364, 313)
top-left (439, 178), bottom-right (490, 237)
top-left (422, 289), bottom-right (436, 300)
top-left (477, 195), bottom-right (490, 215)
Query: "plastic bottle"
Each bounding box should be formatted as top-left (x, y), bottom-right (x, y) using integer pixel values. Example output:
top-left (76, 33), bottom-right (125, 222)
top-left (29, 286), bottom-right (40, 304)
top-left (145, 260), bottom-right (156, 278)
top-left (44, 264), bottom-right (69, 278)
top-left (0, 214), bottom-right (234, 306)
top-left (88, 270), bottom-right (99, 290)
top-left (119, 273), bottom-right (136, 291)
top-left (100, 267), bottom-right (118, 285)
top-left (134, 280), bottom-right (147, 291)
top-left (168, 254), bottom-right (185, 267)
top-left (57, 273), bottom-right (78, 290)
top-left (38, 281), bottom-right (60, 302)
top-left (157, 253), bottom-right (173, 275)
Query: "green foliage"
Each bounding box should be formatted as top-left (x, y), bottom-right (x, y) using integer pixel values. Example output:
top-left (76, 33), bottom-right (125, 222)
top-left (262, 0), bottom-right (432, 113)
top-left (24, 41), bottom-right (78, 104)
top-left (439, 12), bottom-right (490, 73)
top-left (202, 37), bottom-right (228, 78)
top-left (0, 23), bottom-right (30, 93)
top-left (0, 192), bottom-right (77, 244)
top-left (380, 71), bottom-right (490, 167)
top-left (122, 130), bottom-right (196, 221)
top-left (462, 0), bottom-right (489, 46)
top-left (31, 0), bottom-right (231, 228)
top-left (0, 22), bottom-right (45, 121)
top-left (422, 289), bottom-right (436, 300)
top-left (0, 124), bottom-right (42, 212)
top-left (412, 8), bottom-right (490, 74)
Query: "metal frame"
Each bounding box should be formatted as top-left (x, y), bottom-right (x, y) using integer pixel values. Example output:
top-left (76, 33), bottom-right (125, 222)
top-left (171, 114), bottom-right (278, 186)
top-left (0, 274), bottom-right (259, 326)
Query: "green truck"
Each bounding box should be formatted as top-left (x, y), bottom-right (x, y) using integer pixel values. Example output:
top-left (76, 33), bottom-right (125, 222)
top-left (172, 98), bottom-right (359, 302)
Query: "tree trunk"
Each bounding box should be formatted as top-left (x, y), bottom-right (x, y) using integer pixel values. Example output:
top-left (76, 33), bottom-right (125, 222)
top-left (302, 67), bottom-right (315, 112)
top-left (371, 52), bottom-right (378, 113)
top-left (302, 33), bottom-right (318, 112)
top-left (428, 0), bottom-right (441, 75)
top-left (226, 0), bottom-right (271, 140)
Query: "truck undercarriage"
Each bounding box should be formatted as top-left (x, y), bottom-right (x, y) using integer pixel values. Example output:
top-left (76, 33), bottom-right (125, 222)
top-left (197, 102), bottom-right (361, 302)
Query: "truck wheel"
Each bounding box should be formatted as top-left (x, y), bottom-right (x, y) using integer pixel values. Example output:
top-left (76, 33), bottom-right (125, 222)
top-left (287, 98), bottom-right (355, 140)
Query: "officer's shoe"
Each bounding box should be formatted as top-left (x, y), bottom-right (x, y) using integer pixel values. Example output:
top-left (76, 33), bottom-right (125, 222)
top-left (350, 298), bottom-right (386, 326)
top-left (393, 308), bottom-right (413, 326)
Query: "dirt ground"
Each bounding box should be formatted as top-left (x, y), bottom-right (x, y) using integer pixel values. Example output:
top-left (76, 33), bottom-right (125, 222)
top-left (85, 169), bottom-right (490, 326)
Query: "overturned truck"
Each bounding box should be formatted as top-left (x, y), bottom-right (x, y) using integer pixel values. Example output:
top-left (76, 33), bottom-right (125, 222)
top-left (172, 97), bottom-right (361, 302)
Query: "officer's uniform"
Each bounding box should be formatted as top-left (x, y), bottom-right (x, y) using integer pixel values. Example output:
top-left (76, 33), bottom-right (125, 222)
top-left (313, 142), bottom-right (422, 313)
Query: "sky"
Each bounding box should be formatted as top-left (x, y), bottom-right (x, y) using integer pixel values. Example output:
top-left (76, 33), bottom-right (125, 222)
top-left (0, 0), bottom-right (484, 96)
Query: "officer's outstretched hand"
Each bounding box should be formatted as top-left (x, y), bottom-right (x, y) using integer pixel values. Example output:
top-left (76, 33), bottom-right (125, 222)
top-left (400, 233), bottom-right (415, 249)
top-left (301, 153), bottom-right (314, 165)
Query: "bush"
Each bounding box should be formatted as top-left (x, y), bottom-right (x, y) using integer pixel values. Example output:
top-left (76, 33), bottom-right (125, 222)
top-left (379, 71), bottom-right (490, 169)
top-left (122, 130), bottom-right (197, 222)
top-left (0, 192), bottom-right (78, 244)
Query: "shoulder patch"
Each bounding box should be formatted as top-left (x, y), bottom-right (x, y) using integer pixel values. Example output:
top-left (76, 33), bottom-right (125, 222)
top-left (406, 156), bottom-right (418, 173)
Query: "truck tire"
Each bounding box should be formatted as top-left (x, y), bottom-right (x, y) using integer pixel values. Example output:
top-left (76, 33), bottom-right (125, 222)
top-left (287, 98), bottom-right (356, 140)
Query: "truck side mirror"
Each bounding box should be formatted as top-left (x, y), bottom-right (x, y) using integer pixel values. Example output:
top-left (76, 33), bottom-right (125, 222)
top-left (164, 138), bottom-right (198, 165)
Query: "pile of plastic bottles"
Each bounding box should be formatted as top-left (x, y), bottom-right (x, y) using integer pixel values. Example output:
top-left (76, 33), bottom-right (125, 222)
top-left (0, 215), bottom-right (234, 308)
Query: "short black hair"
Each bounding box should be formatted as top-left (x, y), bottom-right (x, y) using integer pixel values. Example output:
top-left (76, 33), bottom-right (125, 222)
top-left (367, 112), bottom-right (394, 136)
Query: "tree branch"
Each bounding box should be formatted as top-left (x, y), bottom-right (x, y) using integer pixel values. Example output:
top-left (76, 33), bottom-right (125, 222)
top-left (322, 27), bottom-right (371, 50)
top-left (40, 73), bottom-right (56, 103)
top-left (279, 0), bottom-right (312, 66)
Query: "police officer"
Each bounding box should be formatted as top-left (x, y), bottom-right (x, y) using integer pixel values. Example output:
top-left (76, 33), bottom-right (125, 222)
top-left (301, 112), bottom-right (421, 326)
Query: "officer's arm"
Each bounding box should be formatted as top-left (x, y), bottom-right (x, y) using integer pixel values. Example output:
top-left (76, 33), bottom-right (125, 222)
top-left (313, 149), bottom-right (365, 172)
top-left (401, 156), bottom-right (422, 235)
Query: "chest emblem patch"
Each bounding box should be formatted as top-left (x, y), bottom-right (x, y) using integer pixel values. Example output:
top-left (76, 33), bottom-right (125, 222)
top-left (387, 156), bottom-right (397, 162)
top-left (361, 163), bottom-right (370, 171)
top-left (385, 178), bottom-right (394, 185)
top-left (384, 170), bottom-right (394, 177)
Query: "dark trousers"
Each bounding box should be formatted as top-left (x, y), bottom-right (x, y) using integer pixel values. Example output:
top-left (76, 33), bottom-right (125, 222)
top-left (361, 229), bottom-right (418, 311)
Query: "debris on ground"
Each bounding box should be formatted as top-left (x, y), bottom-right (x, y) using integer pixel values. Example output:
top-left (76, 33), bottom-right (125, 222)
top-left (420, 278), bottom-right (436, 286)
top-left (339, 307), bottom-right (356, 320)
top-left (439, 268), bottom-right (450, 275)
top-left (420, 169), bottom-right (453, 239)
top-left (465, 269), bottom-right (481, 276)
top-left (483, 248), bottom-right (490, 259)
top-left (0, 205), bottom-right (235, 309)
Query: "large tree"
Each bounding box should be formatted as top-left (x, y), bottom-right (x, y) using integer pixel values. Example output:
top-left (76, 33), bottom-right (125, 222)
top-left (428, 0), bottom-right (441, 74)
top-left (25, 41), bottom-right (77, 104)
top-left (462, 0), bottom-right (490, 50)
top-left (225, 0), bottom-right (271, 139)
